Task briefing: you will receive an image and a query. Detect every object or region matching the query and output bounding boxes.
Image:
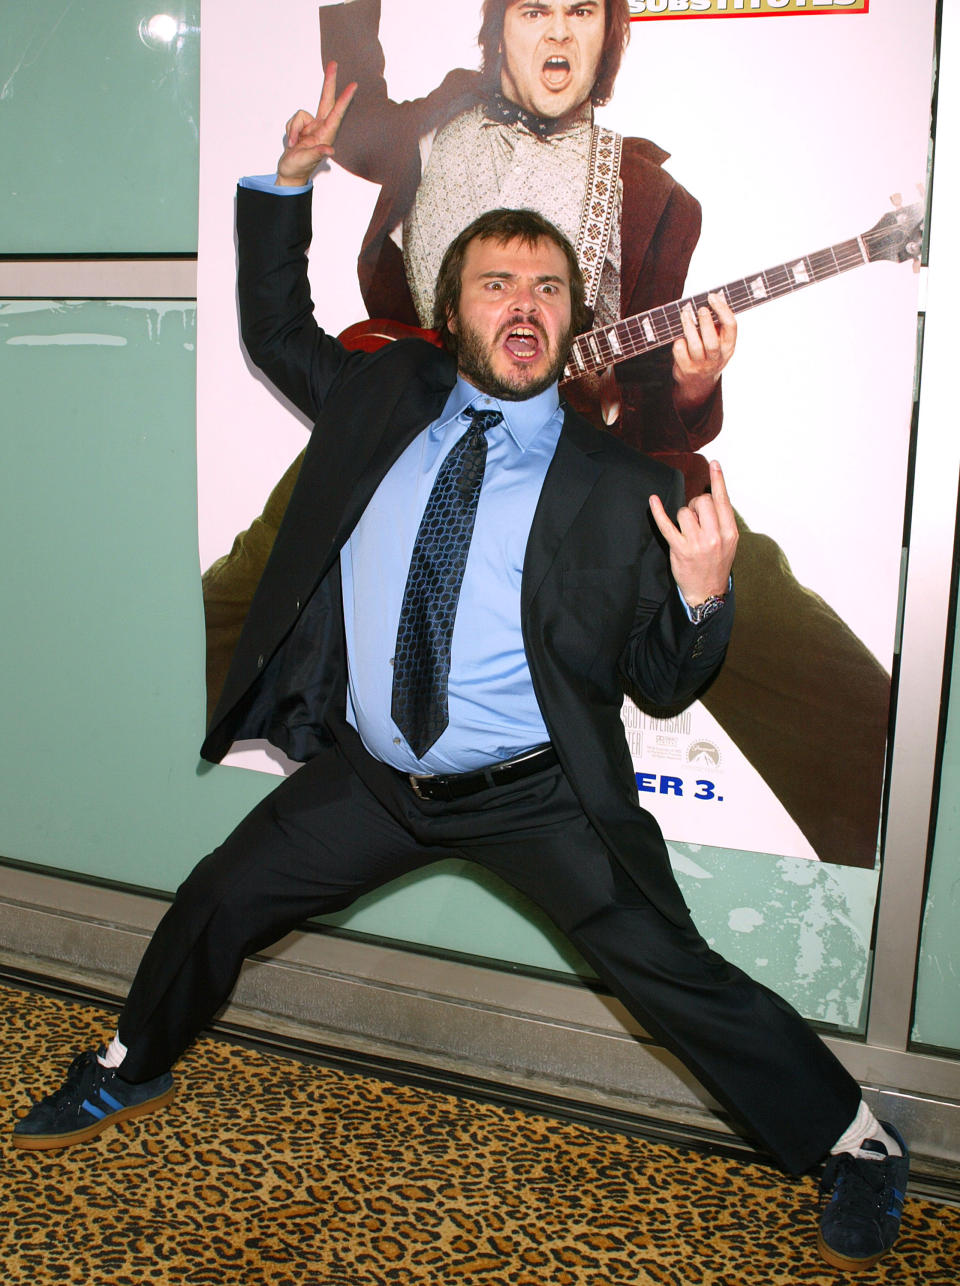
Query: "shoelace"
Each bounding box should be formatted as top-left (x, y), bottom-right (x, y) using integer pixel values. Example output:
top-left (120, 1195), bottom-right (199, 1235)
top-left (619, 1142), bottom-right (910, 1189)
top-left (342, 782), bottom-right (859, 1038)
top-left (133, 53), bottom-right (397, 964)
top-left (819, 1151), bottom-right (888, 1215)
top-left (30, 1049), bottom-right (99, 1107)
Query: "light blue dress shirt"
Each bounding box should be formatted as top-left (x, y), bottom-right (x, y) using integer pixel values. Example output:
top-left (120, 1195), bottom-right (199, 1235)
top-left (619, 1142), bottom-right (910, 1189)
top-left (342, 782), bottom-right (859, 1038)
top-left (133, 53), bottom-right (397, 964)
top-left (341, 379), bottom-right (563, 775)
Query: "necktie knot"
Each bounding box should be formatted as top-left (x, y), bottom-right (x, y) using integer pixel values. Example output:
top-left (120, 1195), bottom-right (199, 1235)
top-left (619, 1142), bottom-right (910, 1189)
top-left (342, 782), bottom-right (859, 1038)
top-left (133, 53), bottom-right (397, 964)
top-left (464, 406), bottom-right (504, 435)
top-left (457, 407), bottom-right (502, 496)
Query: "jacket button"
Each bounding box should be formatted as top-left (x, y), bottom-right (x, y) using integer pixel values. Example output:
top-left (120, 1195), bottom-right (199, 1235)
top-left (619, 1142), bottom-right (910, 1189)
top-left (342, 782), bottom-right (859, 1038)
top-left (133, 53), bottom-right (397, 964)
top-left (257, 654), bottom-right (265, 668)
top-left (295, 599), bottom-right (301, 612)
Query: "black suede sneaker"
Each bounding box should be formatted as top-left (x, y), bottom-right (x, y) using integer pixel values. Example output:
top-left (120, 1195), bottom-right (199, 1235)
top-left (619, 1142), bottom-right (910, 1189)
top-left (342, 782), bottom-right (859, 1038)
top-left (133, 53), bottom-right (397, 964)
top-left (13, 1048), bottom-right (175, 1151)
top-left (818, 1122), bottom-right (909, 1271)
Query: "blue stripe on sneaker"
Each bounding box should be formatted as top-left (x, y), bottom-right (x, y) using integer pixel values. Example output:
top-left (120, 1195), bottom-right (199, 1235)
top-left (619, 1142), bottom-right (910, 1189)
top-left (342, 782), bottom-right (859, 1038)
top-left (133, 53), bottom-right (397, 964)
top-left (81, 1098), bottom-right (107, 1119)
top-left (98, 1089), bottom-right (123, 1112)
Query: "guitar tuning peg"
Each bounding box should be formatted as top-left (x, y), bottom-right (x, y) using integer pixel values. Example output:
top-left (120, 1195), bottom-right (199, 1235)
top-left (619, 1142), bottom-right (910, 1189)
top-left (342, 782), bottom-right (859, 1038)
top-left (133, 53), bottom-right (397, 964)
top-left (889, 192), bottom-right (903, 208)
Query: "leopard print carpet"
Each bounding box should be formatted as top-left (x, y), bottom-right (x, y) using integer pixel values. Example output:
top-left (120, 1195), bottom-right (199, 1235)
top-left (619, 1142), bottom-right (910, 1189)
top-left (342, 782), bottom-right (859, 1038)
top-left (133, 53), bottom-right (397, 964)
top-left (1, 982), bottom-right (958, 1285)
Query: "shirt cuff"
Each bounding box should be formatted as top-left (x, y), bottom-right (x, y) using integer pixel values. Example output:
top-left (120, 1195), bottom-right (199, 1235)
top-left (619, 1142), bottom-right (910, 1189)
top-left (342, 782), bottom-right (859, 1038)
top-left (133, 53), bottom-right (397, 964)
top-left (239, 173), bottom-right (313, 195)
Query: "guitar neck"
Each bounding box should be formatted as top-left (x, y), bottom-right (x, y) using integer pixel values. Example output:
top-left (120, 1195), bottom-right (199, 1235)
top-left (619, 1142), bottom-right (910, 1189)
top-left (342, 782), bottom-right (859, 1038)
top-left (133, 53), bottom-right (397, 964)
top-left (563, 234), bottom-right (869, 381)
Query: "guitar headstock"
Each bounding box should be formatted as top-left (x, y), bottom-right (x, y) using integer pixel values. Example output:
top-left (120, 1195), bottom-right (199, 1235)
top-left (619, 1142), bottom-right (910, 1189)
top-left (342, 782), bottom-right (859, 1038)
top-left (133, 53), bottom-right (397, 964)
top-left (862, 197), bottom-right (924, 265)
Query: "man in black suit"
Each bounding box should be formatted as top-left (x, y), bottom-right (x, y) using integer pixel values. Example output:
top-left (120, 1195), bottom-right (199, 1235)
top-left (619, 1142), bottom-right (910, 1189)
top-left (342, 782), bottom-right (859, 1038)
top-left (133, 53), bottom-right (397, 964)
top-left (14, 66), bottom-right (908, 1272)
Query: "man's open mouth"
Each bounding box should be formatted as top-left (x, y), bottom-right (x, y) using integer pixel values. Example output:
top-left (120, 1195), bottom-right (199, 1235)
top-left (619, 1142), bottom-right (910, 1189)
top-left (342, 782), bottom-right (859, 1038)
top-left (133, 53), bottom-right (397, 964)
top-left (542, 55), bottom-right (572, 86)
top-left (503, 325), bottom-right (543, 360)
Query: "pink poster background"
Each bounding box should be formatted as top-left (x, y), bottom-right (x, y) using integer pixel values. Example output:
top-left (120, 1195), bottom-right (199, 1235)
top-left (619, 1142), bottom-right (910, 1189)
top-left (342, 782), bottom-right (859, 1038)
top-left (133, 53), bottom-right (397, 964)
top-left (197, 0), bottom-right (935, 861)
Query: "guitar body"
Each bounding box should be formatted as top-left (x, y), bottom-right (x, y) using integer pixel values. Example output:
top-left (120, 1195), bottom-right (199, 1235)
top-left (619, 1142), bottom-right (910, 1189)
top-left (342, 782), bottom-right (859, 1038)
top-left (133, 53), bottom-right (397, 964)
top-left (338, 318), bottom-right (441, 352)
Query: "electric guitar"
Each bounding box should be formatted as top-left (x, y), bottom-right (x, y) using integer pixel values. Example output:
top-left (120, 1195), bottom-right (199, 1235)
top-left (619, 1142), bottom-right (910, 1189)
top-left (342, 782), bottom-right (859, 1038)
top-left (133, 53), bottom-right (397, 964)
top-left (339, 199), bottom-right (924, 392)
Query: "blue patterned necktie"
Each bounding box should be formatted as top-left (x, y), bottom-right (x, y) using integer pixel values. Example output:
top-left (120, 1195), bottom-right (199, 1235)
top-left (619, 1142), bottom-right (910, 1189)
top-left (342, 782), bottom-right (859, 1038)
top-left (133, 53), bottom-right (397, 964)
top-left (391, 406), bottom-right (504, 758)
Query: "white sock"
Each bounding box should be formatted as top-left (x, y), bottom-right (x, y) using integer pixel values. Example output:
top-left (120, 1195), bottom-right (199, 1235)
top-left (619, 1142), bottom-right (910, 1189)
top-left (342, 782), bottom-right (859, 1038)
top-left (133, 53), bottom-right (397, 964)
top-left (831, 1100), bottom-right (902, 1159)
top-left (96, 1032), bottom-right (128, 1070)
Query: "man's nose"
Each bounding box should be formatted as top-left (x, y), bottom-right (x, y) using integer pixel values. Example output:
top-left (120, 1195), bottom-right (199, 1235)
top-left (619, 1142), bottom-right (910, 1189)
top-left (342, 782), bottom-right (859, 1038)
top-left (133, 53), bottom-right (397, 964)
top-left (512, 286), bottom-right (540, 315)
top-left (545, 13), bottom-right (573, 42)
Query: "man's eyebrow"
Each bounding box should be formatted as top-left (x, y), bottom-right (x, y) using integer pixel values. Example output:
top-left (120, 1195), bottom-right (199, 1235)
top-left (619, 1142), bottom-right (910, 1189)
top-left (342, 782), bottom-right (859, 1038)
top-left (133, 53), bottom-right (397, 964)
top-left (477, 270), bottom-right (567, 284)
top-left (514, 1), bottom-right (601, 11)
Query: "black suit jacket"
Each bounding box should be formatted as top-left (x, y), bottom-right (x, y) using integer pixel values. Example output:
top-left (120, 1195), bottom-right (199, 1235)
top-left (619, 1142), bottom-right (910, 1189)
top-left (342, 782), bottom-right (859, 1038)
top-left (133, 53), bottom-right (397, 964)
top-left (202, 188), bottom-right (733, 924)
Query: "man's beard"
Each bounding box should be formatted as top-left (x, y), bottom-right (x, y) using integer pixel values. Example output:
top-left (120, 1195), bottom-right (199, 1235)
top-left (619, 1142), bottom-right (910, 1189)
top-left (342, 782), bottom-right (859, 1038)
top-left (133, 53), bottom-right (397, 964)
top-left (454, 316), bottom-right (573, 402)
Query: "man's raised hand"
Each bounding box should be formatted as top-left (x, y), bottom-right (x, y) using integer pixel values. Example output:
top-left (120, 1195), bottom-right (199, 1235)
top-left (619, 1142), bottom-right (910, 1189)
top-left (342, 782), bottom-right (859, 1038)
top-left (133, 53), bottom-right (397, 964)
top-left (276, 62), bottom-right (357, 187)
top-left (649, 460), bottom-right (738, 609)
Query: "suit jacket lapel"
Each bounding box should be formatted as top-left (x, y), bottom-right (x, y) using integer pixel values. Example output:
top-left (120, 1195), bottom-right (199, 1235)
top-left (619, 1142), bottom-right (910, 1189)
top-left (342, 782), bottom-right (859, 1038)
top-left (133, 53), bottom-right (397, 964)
top-left (293, 346), bottom-right (454, 585)
top-left (326, 375), bottom-right (452, 560)
top-left (522, 409), bottom-right (604, 612)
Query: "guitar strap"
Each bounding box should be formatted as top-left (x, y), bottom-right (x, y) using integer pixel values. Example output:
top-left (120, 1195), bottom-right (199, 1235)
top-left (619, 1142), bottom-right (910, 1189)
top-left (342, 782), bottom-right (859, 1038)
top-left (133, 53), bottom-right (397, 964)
top-left (574, 125), bottom-right (624, 313)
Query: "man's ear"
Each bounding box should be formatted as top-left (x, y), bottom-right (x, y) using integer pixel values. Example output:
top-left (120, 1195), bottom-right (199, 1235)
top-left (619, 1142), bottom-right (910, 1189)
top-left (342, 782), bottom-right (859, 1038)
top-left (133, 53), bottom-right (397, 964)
top-left (446, 307), bottom-right (457, 336)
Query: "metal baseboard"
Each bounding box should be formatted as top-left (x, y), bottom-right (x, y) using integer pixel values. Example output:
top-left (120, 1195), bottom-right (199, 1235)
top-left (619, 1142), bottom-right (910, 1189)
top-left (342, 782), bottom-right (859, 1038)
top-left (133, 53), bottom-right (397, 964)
top-left (2, 866), bottom-right (959, 1197)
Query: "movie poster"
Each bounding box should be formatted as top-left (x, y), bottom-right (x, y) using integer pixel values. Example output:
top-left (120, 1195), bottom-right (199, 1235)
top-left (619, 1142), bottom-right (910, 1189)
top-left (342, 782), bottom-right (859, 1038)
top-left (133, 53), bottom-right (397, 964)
top-left (196, 0), bottom-right (935, 866)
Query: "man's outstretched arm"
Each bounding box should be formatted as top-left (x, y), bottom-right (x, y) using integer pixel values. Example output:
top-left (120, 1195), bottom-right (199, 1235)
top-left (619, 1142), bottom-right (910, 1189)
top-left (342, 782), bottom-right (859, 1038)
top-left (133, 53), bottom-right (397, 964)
top-left (238, 65), bottom-right (363, 420)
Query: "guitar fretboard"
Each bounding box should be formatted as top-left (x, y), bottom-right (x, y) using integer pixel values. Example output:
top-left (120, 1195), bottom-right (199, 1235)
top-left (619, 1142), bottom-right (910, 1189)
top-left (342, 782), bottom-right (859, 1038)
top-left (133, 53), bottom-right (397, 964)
top-left (563, 235), bottom-right (870, 382)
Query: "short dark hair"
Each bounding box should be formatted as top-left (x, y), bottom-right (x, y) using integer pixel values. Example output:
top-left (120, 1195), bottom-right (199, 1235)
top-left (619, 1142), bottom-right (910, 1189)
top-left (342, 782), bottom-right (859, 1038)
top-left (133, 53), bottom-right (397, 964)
top-left (433, 208), bottom-right (587, 354)
top-left (478, 0), bottom-right (631, 108)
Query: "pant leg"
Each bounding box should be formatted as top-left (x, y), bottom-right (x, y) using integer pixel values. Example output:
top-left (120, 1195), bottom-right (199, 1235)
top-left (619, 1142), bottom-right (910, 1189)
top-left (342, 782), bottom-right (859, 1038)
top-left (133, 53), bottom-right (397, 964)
top-left (201, 450), bottom-right (304, 722)
top-left (118, 744), bottom-right (436, 1081)
top-left (460, 794), bottom-right (861, 1176)
top-left (698, 519), bottom-right (891, 869)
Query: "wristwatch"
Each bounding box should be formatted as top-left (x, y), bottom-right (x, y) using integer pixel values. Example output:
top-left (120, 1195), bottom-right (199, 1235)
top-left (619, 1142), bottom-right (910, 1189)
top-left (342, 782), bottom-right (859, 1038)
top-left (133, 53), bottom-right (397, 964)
top-left (688, 593), bottom-right (727, 625)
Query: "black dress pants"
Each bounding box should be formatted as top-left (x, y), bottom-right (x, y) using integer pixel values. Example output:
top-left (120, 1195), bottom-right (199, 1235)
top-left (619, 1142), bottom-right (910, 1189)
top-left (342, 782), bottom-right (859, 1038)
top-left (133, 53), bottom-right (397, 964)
top-left (117, 737), bottom-right (861, 1175)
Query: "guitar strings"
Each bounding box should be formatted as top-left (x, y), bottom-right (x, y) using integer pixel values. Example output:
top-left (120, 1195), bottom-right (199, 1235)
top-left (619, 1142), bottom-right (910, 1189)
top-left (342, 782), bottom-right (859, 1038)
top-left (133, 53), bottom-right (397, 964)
top-left (564, 215), bottom-right (920, 377)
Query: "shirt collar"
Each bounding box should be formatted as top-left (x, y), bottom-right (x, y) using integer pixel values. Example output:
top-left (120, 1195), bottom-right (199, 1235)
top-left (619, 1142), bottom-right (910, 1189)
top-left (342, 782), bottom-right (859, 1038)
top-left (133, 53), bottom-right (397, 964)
top-left (434, 376), bottom-right (561, 452)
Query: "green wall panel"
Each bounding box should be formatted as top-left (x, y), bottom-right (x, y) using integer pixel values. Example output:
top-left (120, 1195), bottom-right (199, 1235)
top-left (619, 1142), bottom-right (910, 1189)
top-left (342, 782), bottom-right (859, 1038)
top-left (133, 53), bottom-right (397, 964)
top-left (913, 591), bottom-right (960, 1053)
top-left (0, 299), bottom-right (272, 876)
top-left (0, 3), bottom-right (200, 252)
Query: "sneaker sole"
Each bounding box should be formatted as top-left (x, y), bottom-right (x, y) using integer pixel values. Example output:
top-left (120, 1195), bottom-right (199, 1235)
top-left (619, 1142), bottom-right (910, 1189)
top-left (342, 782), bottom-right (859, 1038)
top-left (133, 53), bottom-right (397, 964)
top-left (817, 1230), bottom-right (890, 1272)
top-left (12, 1082), bottom-right (176, 1151)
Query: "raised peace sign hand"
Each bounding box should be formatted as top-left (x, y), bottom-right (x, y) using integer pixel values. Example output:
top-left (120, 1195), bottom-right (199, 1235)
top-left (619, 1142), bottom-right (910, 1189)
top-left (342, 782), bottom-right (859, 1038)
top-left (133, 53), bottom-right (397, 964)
top-left (276, 62), bottom-right (357, 188)
top-left (649, 460), bottom-right (739, 609)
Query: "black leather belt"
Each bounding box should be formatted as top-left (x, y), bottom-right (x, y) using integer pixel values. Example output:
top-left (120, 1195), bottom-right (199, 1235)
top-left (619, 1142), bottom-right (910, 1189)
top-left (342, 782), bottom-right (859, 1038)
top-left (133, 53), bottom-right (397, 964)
top-left (405, 744), bottom-right (558, 802)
